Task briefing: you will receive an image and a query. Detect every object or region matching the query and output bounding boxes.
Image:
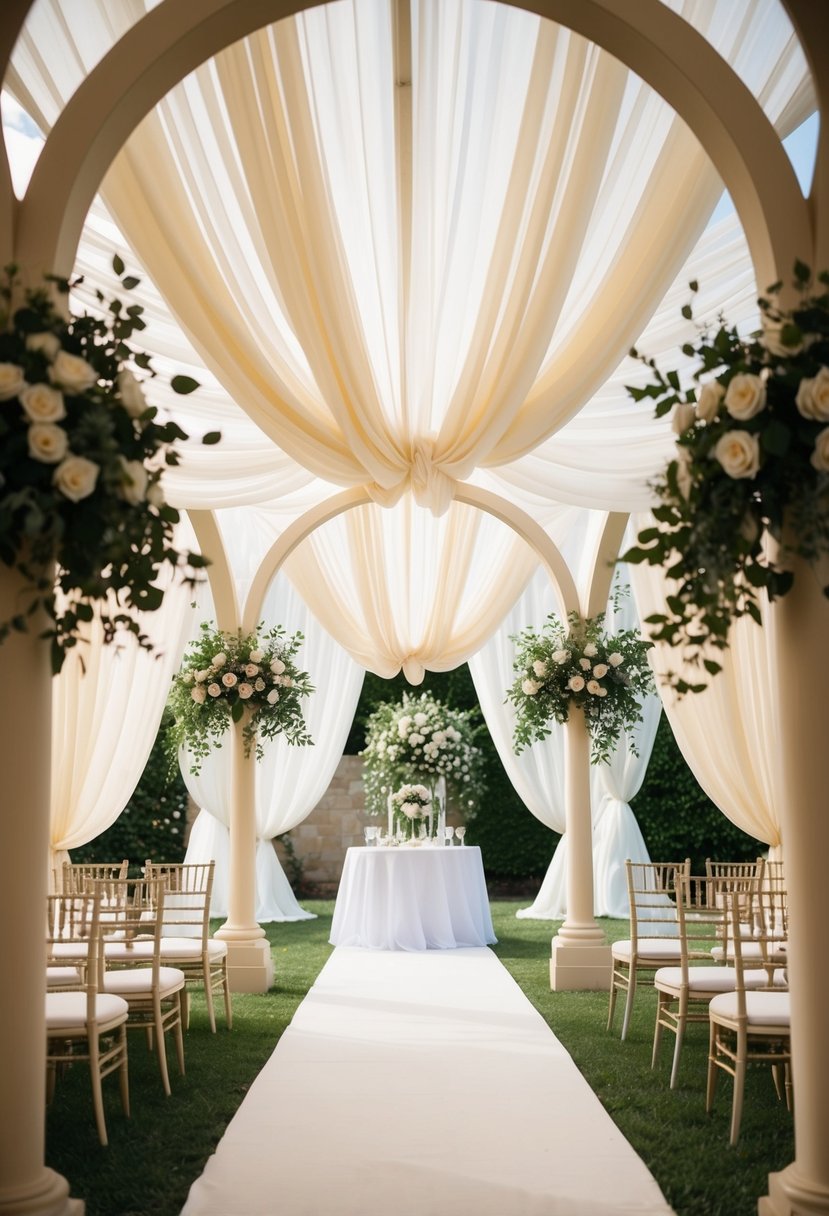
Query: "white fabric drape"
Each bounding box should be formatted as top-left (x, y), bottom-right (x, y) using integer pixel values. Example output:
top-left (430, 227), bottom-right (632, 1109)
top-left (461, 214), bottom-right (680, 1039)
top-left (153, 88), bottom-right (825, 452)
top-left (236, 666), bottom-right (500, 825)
top-left (181, 570), bottom-right (364, 921)
top-left (629, 530), bottom-right (783, 849)
top-left (468, 546), bottom-right (662, 918)
top-left (51, 553), bottom-right (197, 866)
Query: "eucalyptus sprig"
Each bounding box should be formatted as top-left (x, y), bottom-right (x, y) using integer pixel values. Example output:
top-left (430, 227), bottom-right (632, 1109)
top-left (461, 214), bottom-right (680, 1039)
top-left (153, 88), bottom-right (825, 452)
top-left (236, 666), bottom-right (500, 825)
top-left (623, 262), bottom-right (829, 694)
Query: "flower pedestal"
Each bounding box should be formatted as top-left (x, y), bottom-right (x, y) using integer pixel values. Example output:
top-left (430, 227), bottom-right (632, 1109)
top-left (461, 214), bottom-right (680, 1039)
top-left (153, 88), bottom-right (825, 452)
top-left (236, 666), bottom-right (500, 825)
top-left (0, 564), bottom-right (82, 1216)
top-left (213, 712), bottom-right (274, 993)
top-left (549, 706), bottom-right (611, 991)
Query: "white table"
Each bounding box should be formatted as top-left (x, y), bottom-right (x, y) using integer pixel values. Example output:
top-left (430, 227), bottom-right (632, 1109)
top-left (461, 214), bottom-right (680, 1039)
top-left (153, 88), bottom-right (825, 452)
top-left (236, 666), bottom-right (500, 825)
top-left (329, 844), bottom-right (497, 951)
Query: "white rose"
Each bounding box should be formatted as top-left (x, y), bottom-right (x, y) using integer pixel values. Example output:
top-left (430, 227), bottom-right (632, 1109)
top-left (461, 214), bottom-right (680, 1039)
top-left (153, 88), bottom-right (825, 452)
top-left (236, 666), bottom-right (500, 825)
top-left (191, 685), bottom-right (207, 704)
top-left (795, 367), bottom-right (829, 422)
top-left (117, 369), bottom-right (148, 418)
top-left (714, 430), bottom-right (761, 479)
top-left (672, 402), bottom-right (696, 435)
top-left (194, 669), bottom-right (210, 683)
top-left (27, 422), bottom-right (68, 464)
top-left (432, 730), bottom-right (446, 745)
top-left (592, 663), bottom-right (608, 678)
top-left (52, 455), bottom-right (99, 501)
top-left (608, 653), bottom-right (623, 667)
top-left (212, 652), bottom-right (226, 668)
top-left (244, 663), bottom-right (260, 677)
top-left (414, 712), bottom-right (428, 727)
top-left (254, 677), bottom-right (265, 691)
top-left (118, 458), bottom-right (148, 505)
top-left (0, 362), bottom-right (26, 400)
top-left (696, 379), bottom-right (725, 422)
top-left (25, 332), bottom-right (61, 360)
top-left (238, 682), bottom-right (254, 700)
top-left (19, 383), bottom-right (65, 423)
top-left (207, 683), bottom-right (221, 697)
top-left (270, 658), bottom-right (286, 675)
top-left (597, 687), bottom-right (608, 698)
top-left (552, 649), bottom-right (569, 664)
top-left (249, 649), bottom-right (264, 663)
top-left (579, 657), bottom-right (591, 671)
top-left (408, 732), bottom-right (424, 746)
top-left (521, 678), bottom-right (541, 696)
top-left (811, 427), bottom-right (829, 472)
top-left (532, 659), bottom-right (548, 678)
top-left (281, 676), bottom-right (293, 687)
top-left (567, 675), bottom-right (585, 693)
top-left (221, 672), bottom-right (237, 688)
top-left (267, 688), bottom-right (279, 705)
top-left (675, 448), bottom-right (694, 501)
top-left (583, 643), bottom-right (598, 658)
top-left (48, 350), bottom-right (97, 394)
top-left (724, 373), bottom-right (766, 420)
top-left (587, 679), bottom-right (602, 695)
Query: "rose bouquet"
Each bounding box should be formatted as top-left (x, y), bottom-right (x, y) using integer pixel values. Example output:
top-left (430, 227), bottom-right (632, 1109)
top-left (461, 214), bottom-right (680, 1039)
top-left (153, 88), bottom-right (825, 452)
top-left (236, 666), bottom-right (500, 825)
top-left (506, 610), bottom-right (654, 764)
top-left (623, 262), bottom-right (829, 693)
top-left (390, 783), bottom-right (432, 820)
top-left (360, 690), bottom-right (486, 818)
top-left (167, 621), bottom-right (314, 773)
top-left (0, 259), bottom-right (218, 672)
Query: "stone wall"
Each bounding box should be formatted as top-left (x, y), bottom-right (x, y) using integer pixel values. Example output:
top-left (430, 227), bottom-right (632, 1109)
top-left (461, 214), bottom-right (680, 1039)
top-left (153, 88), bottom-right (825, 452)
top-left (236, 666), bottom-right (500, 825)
top-left (274, 754), bottom-right (367, 896)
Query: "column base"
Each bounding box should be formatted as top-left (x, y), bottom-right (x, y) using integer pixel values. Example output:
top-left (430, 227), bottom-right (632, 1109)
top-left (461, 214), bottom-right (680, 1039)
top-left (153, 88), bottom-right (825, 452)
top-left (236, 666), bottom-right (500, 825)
top-left (760, 1166), bottom-right (829, 1215)
top-left (0, 1168), bottom-right (83, 1215)
top-left (550, 933), bottom-right (612, 991)
top-left (222, 937), bottom-right (274, 993)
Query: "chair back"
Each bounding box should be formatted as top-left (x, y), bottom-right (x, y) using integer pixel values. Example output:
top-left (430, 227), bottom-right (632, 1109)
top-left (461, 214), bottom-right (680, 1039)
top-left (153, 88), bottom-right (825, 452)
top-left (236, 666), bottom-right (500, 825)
top-left (62, 860), bottom-right (129, 895)
top-left (143, 861), bottom-right (215, 941)
top-left (91, 876), bottom-right (169, 977)
top-left (625, 860), bottom-right (689, 946)
top-left (46, 891), bottom-right (104, 1017)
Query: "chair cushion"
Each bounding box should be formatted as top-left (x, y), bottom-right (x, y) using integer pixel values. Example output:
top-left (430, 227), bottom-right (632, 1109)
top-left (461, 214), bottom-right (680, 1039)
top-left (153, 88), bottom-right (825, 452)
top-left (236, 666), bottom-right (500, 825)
top-left (45, 991), bottom-right (128, 1030)
top-left (709, 990), bottom-right (791, 1027)
top-left (613, 939), bottom-right (684, 962)
top-left (711, 940), bottom-right (787, 964)
top-left (159, 936), bottom-right (228, 961)
top-left (104, 940), bottom-right (155, 962)
top-left (47, 966), bottom-right (82, 989)
top-left (103, 966), bottom-right (186, 997)
top-left (655, 965), bottom-right (779, 994)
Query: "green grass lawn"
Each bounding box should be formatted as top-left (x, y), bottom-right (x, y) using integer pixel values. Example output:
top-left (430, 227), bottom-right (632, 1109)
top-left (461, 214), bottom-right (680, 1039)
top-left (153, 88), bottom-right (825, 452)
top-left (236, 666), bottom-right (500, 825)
top-left (45, 900), bottom-right (793, 1216)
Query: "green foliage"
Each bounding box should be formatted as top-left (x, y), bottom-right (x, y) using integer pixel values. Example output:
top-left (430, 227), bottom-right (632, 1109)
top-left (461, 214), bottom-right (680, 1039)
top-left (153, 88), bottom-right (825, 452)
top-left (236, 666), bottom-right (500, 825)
top-left (465, 740), bottom-right (559, 881)
top-left (0, 259), bottom-right (216, 672)
top-left (630, 712), bottom-right (763, 874)
top-left (624, 265), bottom-right (829, 694)
top-left (70, 711), bottom-right (189, 870)
top-left (507, 607), bottom-right (655, 763)
top-left (167, 621), bottom-right (314, 774)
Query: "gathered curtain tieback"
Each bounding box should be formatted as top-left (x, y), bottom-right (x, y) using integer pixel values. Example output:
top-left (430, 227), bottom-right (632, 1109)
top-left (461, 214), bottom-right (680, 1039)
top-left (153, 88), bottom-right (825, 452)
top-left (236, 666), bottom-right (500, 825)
top-left (367, 436), bottom-right (458, 516)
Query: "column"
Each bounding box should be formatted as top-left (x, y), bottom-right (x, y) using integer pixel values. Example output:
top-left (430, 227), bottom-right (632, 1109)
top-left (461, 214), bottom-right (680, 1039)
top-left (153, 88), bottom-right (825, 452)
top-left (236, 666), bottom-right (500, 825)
top-left (0, 567), bottom-right (82, 1215)
top-left (760, 560), bottom-right (829, 1216)
top-left (550, 704), bottom-right (611, 990)
top-left (213, 713), bottom-right (274, 993)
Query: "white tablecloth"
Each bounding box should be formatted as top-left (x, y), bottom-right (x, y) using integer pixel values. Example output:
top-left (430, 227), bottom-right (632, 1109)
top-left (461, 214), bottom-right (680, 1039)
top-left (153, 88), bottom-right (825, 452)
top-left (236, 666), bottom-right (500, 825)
top-left (329, 845), bottom-right (497, 951)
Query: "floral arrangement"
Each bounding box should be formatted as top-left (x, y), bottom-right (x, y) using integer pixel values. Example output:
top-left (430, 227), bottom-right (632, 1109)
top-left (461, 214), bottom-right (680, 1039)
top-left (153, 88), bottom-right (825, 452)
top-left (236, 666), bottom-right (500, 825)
top-left (167, 621), bottom-right (314, 773)
top-left (390, 783), bottom-right (432, 820)
top-left (506, 609), bottom-right (655, 763)
top-left (623, 262), bottom-right (829, 694)
top-left (360, 690), bottom-right (486, 817)
top-left (0, 259), bottom-right (218, 672)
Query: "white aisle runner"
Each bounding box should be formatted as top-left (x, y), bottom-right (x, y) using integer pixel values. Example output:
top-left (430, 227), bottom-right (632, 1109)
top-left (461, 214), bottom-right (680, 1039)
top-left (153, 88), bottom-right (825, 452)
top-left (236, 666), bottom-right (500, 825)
top-left (182, 947), bottom-right (674, 1216)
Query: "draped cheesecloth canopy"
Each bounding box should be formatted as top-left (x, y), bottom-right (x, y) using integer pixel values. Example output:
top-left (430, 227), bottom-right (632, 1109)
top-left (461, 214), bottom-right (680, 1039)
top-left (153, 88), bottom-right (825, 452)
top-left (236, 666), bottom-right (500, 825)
top-left (3, 0), bottom-right (811, 912)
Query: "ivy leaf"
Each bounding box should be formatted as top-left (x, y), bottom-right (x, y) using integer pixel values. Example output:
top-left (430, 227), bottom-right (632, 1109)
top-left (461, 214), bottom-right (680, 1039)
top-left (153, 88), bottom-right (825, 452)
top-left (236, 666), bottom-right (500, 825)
top-left (202, 431), bottom-right (222, 445)
top-left (112, 254), bottom-right (125, 276)
top-left (171, 375), bottom-right (200, 395)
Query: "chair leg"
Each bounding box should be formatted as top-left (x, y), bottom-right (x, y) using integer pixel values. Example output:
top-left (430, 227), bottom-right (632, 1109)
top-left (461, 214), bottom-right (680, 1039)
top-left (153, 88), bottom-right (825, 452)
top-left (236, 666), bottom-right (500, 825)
top-left (88, 1038), bottom-right (109, 1147)
top-left (729, 1034), bottom-right (747, 1146)
top-left (621, 971), bottom-right (637, 1042)
top-left (669, 1001), bottom-right (687, 1090)
top-left (771, 1062), bottom-right (784, 1103)
top-left (222, 968), bottom-right (233, 1031)
top-left (705, 1021), bottom-right (719, 1113)
top-left (607, 975), bottom-right (619, 1032)
top-left (154, 998), bottom-right (172, 1096)
top-left (173, 1003), bottom-right (186, 1077)
top-left (203, 966), bottom-right (217, 1034)
top-left (118, 1025), bottom-right (130, 1119)
top-left (651, 993), bottom-right (666, 1069)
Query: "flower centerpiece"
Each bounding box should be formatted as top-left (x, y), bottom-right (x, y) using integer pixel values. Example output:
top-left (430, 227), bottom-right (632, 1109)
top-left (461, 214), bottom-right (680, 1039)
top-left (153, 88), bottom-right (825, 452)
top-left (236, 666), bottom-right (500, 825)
top-left (506, 609), bottom-right (654, 764)
top-left (623, 262), bottom-right (829, 694)
top-left (389, 783), bottom-right (432, 838)
top-left (360, 690), bottom-right (486, 819)
top-left (0, 259), bottom-right (219, 672)
top-left (167, 621), bottom-right (314, 773)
